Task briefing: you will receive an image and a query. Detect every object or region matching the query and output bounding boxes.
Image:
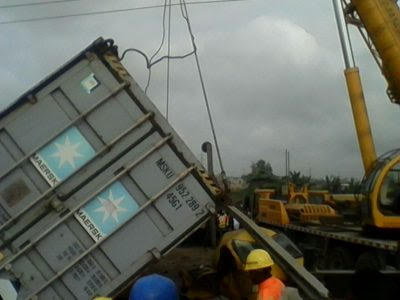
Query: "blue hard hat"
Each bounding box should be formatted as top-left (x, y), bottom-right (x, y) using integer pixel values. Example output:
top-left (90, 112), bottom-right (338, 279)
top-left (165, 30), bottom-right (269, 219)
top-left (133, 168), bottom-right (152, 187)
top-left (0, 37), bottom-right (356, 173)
top-left (129, 274), bottom-right (178, 300)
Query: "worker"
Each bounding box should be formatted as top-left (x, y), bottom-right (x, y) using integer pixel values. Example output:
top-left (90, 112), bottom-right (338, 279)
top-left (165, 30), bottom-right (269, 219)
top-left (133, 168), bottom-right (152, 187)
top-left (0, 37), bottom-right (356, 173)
top-left (244, 249), bottom-right (302, 300)
top-left (217, 211), bottom-right (230, 230)
top-left (129, 274), bottom-right (178, 300)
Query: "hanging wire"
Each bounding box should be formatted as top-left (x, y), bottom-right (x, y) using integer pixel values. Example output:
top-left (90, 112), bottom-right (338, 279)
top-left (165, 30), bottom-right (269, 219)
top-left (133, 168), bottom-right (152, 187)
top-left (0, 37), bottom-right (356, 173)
top-left (119, 0), bottom-right (195, 95)
top-left (120, 47), bottom-right (195, 68)
top-left (166, 0), bottom-right (172, 120)
top-left (0, 0), bottom-right (246, 25)
top-left (179, 0), bottom-right (227, 181)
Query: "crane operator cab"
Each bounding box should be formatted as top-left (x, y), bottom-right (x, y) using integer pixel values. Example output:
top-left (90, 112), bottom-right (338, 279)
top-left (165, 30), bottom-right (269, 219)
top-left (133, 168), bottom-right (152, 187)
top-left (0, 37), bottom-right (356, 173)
top-left (361, 149), bottom-right (400, 229)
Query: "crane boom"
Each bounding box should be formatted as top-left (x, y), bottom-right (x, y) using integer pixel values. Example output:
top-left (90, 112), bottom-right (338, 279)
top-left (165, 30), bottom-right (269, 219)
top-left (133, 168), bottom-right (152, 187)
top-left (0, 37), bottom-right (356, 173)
top-left (333, 0), bottom-right (377, 174)
top-left (350, 0), bottom-right (400, 104)
top-left (332, 0), bottom-right (400, 229)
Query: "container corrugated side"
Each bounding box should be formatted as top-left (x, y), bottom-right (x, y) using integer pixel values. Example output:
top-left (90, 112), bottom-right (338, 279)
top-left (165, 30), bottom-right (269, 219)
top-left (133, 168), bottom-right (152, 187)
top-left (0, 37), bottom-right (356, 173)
top-left (0, 38), bottom-right (220, 299)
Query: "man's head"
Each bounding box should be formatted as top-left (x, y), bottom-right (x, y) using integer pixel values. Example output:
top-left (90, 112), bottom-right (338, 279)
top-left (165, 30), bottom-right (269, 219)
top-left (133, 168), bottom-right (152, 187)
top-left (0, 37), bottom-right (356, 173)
top-left (244, 249), bottom-right (274, 284)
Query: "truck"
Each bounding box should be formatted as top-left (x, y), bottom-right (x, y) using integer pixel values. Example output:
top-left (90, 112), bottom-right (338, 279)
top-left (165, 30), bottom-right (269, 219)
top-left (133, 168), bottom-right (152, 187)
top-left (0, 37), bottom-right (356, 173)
top-left (254, 0), bottom-right (400, 272)
top-left (0, 37), bottom-right (222, 299)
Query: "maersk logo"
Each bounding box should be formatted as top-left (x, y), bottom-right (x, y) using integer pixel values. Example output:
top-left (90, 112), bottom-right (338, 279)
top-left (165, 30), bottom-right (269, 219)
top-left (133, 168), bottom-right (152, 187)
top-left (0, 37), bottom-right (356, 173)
top-left (30, 127), bottom-right (95, 186)
top-left (74, 181), bottom-right (139, 242)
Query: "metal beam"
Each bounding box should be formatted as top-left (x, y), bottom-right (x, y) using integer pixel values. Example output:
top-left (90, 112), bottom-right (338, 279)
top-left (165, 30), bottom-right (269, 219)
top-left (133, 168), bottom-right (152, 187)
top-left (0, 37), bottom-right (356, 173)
top-left (225, 205), bottom-right (330, 300)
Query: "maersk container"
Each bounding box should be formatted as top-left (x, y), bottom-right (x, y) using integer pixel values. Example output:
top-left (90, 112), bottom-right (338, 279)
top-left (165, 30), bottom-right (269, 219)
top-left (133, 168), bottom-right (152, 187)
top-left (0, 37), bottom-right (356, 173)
top-left (0, 38), bottom-right (220, 299)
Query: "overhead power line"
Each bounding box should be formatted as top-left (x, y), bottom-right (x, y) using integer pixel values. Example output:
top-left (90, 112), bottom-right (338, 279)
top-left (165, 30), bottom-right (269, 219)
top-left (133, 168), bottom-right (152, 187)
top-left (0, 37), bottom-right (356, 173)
top-left (145, 0), bottom-right (168, 94)
top-left (0, 0), bottom-right (247, 25)
top-left (0, 0), bottom-right (79, 9)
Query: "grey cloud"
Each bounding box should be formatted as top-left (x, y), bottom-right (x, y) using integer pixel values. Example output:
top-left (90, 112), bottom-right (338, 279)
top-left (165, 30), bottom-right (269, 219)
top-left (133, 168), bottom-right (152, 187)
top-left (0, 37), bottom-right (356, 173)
top-left (0, 0), bottom-right (398, 180)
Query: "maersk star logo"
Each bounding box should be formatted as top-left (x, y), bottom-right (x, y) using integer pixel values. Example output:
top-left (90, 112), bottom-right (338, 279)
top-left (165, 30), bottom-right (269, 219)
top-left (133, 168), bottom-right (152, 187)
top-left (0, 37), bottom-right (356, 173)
top-left (32, 127), bottom-right (96, 185)
top-left (75, 181), bottom-right (139, 241)
top-left (95, 190), bottom-right (128, 223)
top-left (51, 136), bottom-right (83, 169)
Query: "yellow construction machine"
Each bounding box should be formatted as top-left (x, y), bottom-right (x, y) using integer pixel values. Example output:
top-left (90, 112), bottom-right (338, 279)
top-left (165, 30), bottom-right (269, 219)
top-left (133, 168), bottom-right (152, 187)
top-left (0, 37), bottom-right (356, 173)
top-left (252, 0), bottom-right (400, 271)
top-left (339, 0), bottom-right (400, 229)
top-left (180, 227), bottom-right (305, 300)
top-left (257, 0), bottom-right (400, 231)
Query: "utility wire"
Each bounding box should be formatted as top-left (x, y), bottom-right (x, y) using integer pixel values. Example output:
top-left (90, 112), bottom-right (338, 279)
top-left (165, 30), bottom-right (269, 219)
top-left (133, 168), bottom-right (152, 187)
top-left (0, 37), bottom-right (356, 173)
top-left (0, 0), bottom-right (246, 25)
top-left (0, 0), bottom-right (79, 9)
top-left (166, 0), bottom-right (172, 120)
top-left (179, 0), bottom-right (227, 180)
top-left (145, 0), bottom-right (168, 94)
top-left (119, 0), bottom-right (194, 97)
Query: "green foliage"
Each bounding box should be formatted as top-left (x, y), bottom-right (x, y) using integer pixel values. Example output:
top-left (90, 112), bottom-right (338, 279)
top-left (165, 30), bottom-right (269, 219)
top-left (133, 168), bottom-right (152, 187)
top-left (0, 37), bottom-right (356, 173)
top-left (289, 170), bottom-right (311, 187)
top-left (324, 175), bottom-right (342, 193)
top-left (243, 159), bottom-right (276, 184)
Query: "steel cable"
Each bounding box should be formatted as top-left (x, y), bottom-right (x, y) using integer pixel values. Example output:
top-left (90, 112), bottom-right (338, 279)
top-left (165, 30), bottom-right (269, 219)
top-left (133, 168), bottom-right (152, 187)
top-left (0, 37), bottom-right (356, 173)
top-left (179, 0), bottom-right (227, 180)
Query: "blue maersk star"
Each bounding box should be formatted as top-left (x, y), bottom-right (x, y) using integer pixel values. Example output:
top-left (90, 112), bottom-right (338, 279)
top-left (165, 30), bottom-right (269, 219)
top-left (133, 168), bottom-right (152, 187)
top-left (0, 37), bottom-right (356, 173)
top-left (95, 190), bottom-right (128, 223)
top-left (50, 136), bottom-right (83, 169)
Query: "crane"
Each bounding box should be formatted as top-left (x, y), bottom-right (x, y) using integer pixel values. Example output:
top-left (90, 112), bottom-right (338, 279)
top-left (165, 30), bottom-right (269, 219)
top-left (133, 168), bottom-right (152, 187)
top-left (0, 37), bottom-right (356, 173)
top-left (253, 0), bottom-right (400, 272)
top-left (334, 0), bottom-right (400, 230)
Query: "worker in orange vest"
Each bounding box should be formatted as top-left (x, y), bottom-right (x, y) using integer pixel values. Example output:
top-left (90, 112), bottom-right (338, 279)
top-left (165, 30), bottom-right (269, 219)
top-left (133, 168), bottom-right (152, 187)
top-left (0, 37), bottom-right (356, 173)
top-left (244, 249), bottom-right (285, 300)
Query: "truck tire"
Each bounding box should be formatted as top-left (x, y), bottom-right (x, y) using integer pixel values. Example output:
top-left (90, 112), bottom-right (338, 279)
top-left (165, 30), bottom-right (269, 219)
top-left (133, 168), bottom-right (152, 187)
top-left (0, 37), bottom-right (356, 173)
top-left (327, 247), bottom-right (354, 270)
top-left (356, 251), bottom-right (385, 271)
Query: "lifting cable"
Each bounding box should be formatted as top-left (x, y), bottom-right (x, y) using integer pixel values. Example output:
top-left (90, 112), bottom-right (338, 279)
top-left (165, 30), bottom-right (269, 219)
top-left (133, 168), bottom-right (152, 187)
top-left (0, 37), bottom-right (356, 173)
top-left (166, 0), bottom-right (172, 120)
top-left (179, 0), bottom-right (227, 181)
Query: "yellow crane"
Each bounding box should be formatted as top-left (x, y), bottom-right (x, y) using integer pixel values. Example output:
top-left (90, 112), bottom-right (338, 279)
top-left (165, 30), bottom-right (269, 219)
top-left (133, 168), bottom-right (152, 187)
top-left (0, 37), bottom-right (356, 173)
top-left (335, 0), bottom-right (400, 229)
top-left (254, 0), bottom-right (400, 271)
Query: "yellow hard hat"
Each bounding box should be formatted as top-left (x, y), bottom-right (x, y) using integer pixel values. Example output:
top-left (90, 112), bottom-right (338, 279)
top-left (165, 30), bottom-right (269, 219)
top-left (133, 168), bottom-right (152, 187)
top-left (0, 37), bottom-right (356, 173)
top-left (93, 298), bottom-right (112, 300)
top-left (244, 249), bottom-right (274, 271)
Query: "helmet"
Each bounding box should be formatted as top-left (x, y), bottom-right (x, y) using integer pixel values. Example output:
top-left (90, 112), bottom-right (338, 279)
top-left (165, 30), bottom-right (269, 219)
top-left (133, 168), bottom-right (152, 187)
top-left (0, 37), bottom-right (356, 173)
top-left (93, 298), bottom-right (112, 300)
top-left (244, 249), bottom-right (274, 271)
top-left (129, 274), bottom-right (178, 300)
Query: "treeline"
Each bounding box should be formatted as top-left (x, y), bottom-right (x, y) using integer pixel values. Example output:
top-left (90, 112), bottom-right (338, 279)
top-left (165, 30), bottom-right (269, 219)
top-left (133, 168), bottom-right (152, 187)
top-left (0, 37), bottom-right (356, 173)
top-left (241, 159), bottom-right (361, 194)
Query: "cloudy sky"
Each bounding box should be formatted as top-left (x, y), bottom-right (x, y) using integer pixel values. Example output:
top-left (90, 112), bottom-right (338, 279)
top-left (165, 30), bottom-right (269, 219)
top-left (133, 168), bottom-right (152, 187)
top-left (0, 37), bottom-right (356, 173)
top-left (1, 0), bottom-right (399, 179)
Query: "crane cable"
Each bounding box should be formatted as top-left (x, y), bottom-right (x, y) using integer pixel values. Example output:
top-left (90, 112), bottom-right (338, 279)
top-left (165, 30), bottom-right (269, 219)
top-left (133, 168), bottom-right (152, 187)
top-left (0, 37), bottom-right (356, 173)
top-left (179, 0), bottom-right (227, 181)
top-left (166, 0), bottom-right (172, 120)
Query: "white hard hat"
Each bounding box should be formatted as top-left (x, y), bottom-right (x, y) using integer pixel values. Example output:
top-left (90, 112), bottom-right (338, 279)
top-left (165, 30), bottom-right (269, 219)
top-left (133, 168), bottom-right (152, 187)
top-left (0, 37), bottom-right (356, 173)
top-left (0, 279), bottom-right (18, 300)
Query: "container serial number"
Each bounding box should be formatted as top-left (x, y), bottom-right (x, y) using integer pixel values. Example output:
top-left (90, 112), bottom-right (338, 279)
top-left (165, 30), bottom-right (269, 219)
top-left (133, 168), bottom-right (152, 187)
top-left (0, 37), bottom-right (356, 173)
top-left (166, 183), bottom-right (204, 217)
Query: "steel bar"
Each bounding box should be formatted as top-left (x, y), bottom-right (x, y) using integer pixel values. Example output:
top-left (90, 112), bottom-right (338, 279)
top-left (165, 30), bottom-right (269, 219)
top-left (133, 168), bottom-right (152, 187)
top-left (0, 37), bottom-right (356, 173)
top-left (225, 205), bottom-right (329, 300)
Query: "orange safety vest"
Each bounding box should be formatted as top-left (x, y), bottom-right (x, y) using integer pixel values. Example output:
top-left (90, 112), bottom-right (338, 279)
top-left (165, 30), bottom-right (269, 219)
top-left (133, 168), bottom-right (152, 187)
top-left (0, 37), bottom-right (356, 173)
top-left (218, 214), bottom-right (229, 229)
top-left (257, 277), bottom-right (285, 300)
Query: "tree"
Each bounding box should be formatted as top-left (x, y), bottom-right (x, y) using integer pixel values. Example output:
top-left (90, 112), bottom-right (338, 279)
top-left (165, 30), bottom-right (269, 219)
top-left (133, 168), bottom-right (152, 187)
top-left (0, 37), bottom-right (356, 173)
top-left (346, 177), bottom-right (361, 193)
top-left (324, 175), bottom-right (342, 193)
top-left (244, 159), bottom-right (276, 183)
top-left (289, 170), bottom-right (311, 187)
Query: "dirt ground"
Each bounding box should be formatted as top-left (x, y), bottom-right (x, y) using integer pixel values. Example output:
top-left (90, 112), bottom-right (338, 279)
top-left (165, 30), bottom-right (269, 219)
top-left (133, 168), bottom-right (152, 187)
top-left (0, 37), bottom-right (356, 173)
top-left (114, 247), bottom-right (216, 299)
top-left (144, 247), bottom-right (216, 284)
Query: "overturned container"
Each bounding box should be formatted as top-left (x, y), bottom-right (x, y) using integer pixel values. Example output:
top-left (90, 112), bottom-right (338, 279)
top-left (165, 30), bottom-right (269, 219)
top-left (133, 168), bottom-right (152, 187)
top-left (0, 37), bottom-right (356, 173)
top-left (0, 38), bottom-right (220, 299)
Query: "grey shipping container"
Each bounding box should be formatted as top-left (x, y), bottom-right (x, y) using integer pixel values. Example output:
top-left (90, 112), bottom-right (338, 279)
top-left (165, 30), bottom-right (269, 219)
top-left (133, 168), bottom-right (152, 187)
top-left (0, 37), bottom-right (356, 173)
top-left (0, 38), bottom-right (220, 299)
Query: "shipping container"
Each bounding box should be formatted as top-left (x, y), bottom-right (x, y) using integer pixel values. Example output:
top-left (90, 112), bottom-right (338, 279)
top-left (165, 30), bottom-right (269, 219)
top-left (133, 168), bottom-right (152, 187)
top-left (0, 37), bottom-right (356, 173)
top-left (0, 38), bottom-right (220, 299)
